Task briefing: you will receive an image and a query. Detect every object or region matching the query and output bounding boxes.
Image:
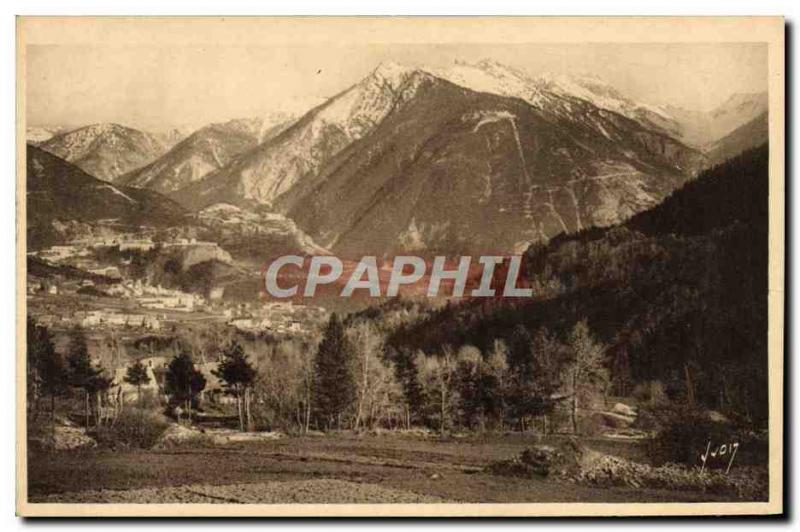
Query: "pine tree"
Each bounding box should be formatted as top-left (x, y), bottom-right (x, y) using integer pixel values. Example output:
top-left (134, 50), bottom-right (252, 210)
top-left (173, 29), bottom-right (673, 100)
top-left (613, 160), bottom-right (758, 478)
top-left (507, 324), bottom-right (533, 377)
top-left (506, 326), bottom-right (566, 432)
top-left (312, 314), bottom-right (356, 430)
top-left (214, 341), bottom-right (257, 431)
top-left (27, 319), bottom-right (67, 420)
top-left (124, 360), bottom-right (151, 407)
top-left (165, 352), bottom-right (206, 423)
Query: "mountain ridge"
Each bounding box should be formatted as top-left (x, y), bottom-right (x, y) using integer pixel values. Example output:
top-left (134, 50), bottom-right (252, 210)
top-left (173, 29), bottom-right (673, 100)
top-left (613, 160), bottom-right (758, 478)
top-left (40, 123), bottom-right (168, 182)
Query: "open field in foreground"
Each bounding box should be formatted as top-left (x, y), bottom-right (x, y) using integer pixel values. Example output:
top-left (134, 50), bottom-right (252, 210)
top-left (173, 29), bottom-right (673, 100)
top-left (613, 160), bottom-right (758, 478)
top-left (27, 433), bottom-right (751, 504)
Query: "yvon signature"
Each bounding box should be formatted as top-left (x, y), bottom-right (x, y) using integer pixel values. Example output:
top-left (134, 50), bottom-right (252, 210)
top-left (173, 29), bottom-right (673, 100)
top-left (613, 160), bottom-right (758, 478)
top-left (699, 440), bottom-right (739, 474)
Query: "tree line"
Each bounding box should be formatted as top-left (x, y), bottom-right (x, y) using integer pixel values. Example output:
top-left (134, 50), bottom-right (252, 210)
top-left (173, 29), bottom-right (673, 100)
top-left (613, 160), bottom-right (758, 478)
top-left (27, 309), bottom-right (611, 436)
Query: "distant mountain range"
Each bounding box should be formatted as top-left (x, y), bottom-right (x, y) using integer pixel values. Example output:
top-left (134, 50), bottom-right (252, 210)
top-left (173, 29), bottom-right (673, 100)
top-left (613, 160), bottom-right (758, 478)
top-left (27, 59), bottom-right (769, 256)
top-left (26, 125), bottom-right (72, 145)
top-left (170, 60), bottom-right (707, 255)
top-left (704, 111), bottom-right (768, 167)
top-left (119, 115), bottom-right (295, 194)
top-left (39, 123), bottom-right (168, 182)
top-left (663, 92), bottom-right (768, 148)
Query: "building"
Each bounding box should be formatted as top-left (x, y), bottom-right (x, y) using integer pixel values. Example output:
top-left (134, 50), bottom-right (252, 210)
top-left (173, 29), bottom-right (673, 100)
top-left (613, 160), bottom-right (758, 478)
top-left (119, 239), bottom-right (155, 252)
top-left (88, 266), bottom-right (122, 279)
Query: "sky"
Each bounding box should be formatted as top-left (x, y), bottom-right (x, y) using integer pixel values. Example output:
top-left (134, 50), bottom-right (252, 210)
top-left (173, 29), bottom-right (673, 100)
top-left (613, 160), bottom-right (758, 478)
top-left (26, 42), bottom-right (767, 130)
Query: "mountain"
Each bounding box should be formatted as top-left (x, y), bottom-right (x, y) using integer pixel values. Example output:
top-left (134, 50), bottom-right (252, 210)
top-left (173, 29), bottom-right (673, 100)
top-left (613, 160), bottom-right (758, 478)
top-left (706, 92), bottom-right (768, 141)
top-left (26, 144), bottom-right (187, 249)
top-left (171, 61), bottom-right (703, 255)
top-left (432, 60), bottom-right (683, 139)
top-left (119, 116), bottom-right (295, 194)
top-left (26, 125), bottom-right (71, 145)
top-left (704, 111), bottom-right (768, 167)
top-left (385, 145), bottom-right (769, 425)
top-left (170, 63), bottom-right (429, 210)
top-left (276, 65), bottom-right (704, 256)
top-left (40, 123), bottom-right (168, 181)
top-left (664, 92), bottom-right (768, 148)
top-left (147, 124), bottom-right (201, 150)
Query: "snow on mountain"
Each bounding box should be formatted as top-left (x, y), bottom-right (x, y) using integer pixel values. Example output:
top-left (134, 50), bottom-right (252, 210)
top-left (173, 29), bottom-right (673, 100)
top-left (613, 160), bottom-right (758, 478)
top-left (40, 123), bottom-right (168, 182)
top-left (171, 62), bottom-right (432, 209)
top-left (147, 124), bottom-right (202, 150)
top-left (26, 125), bottom-right (72, 145)
top-left (431, 59), bottom-right (683, 139)
top-left (169, 58), bottom-right (706, 255)
top-left (120, 115), bottom-right (296, 194)
top-left (660, 92), bottom-right (768, 148)
top-left (272, 67), bottom-right (705, 256)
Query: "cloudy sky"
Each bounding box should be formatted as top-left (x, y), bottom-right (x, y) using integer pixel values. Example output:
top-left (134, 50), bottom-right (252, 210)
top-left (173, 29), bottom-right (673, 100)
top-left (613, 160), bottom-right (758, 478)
top-left (26, 42), bottom-right (767, 129)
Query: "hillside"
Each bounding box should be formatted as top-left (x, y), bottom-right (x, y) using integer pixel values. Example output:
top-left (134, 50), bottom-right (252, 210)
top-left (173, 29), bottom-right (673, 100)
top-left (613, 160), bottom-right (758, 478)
top-left (26, 145), bottom-right (188, 249)
top-left (383, 145), bottom-right (769, 425)
top-left (40, 123), bottom-right (167, 181)
top-left (665, 92), bottom-right (768, 148)
top-left (703, 112), bottom-right (768, 167)
top-left (120, 116), bottom-right (295, 194)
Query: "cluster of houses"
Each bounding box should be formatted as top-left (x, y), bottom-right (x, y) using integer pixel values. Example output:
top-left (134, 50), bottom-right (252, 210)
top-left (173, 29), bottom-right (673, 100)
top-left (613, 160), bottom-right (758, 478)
top-left (30, 236), bottom-right (157, 263)
top-left (106, 279), bottom-right (206, 312)
top-left (30, 308), bottom-right (163, 331)
top-left (77, 309), bottom-right (163, 330)
top-left (227, 301), bottom-right (327, 335)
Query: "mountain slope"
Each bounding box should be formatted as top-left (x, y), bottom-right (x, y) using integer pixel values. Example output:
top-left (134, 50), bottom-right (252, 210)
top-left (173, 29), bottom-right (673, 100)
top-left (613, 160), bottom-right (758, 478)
top-left (26, 145), bottom-right (187, 249)
top-left (432, 60), bottom-right (683, 139)
top-left (703, 111), bottom-right (768, 166)
top-left (664, 92), bottom-right (768, 148)
top-left (119, 116), bottom-right (294, 194)
top-left (170, 61), bottom-right (703, 256)
top-left (385, 145), bottom-right (769, 424)
top-left (275, 70), bottom-right (704, 256)
top-left (170, 63), bottom-right (436, 210)
top-left (40, 123), bottom-right (167, 181)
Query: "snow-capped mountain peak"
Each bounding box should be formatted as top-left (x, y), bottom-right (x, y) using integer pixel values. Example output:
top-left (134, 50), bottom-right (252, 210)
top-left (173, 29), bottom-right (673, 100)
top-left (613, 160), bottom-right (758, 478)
top-left (371, 61), bottom-right (422, 87)
top-left (430, 59), bottom-right (539, 103)
top-left (40, 123), bottom-right (167, 182)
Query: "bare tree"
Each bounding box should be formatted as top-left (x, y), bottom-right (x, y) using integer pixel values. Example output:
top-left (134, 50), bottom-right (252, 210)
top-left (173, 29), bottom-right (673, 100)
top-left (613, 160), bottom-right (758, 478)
top-left (566, 319), bottom-right (609, 435)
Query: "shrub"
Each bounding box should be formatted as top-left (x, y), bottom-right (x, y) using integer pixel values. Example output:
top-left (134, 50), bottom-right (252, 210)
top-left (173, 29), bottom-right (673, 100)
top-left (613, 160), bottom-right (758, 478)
top-left (646, 405), bottom-right (729, 466)
top-left (94, 408), bottom-right (169, 449)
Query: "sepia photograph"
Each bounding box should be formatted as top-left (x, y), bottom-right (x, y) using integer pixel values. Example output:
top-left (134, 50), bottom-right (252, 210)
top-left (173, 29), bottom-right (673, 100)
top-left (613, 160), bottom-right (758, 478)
top-left (15, 16), bottom-right (784, 517)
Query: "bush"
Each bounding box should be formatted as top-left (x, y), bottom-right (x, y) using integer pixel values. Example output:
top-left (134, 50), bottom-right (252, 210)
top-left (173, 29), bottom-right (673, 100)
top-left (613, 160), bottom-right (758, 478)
top-left (646, 405), bottom-right (730, 466)
top-left (94, 408), bottom-right (169, 449)
top-left (578, 452), bottom-right (768, 500)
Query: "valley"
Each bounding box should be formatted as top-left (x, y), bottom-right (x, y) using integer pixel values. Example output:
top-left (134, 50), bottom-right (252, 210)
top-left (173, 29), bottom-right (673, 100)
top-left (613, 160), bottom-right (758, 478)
top-left (24, 55), bottom-right (771, 505)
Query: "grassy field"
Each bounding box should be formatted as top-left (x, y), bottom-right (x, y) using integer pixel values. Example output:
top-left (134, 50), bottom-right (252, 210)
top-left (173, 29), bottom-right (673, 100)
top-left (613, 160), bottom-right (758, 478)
top-left (28, 432), bottom-right (745, 503)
